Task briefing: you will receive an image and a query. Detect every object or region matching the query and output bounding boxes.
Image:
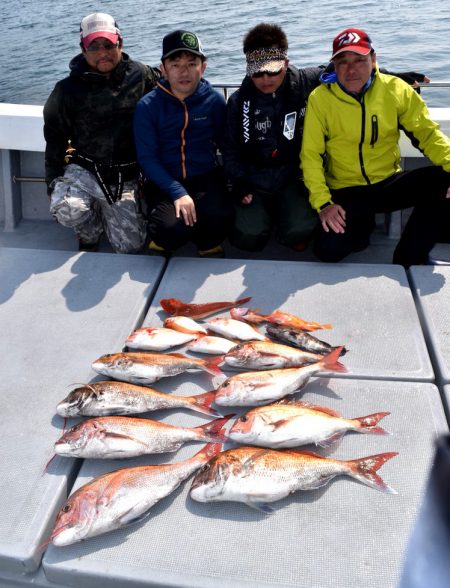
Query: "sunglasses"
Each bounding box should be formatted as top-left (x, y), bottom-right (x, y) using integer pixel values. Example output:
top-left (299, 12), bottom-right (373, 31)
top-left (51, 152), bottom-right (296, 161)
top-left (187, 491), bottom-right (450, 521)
top-left (86, 42), bottom-right (119, 52)
top-left (251, 69), bottom-right (283, 79)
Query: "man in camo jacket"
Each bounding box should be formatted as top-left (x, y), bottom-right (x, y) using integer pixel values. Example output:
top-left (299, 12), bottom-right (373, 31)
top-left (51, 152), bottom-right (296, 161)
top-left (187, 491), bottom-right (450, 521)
top-left (43, 12), bottom-right (159, 252)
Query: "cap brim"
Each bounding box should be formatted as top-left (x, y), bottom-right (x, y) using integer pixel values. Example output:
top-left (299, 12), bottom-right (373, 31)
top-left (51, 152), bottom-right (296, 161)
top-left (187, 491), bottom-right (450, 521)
top-left (83, 32), bottom-right (119, 47)
top-left (161, 48), bottom-right (204, 60)
top-left (331, 46), bottom-right (371, 59)
top-left (247, 59), bottom-right (285, 77)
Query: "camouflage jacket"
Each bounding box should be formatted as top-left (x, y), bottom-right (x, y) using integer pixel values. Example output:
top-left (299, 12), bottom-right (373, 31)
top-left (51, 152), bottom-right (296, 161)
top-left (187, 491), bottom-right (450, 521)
top-left (43, 52), bottom-right (160, 189)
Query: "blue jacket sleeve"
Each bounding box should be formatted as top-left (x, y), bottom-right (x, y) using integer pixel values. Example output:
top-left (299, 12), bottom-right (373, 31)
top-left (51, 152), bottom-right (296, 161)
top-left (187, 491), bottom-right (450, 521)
top-left (134, 97), bottom-right (187, 201)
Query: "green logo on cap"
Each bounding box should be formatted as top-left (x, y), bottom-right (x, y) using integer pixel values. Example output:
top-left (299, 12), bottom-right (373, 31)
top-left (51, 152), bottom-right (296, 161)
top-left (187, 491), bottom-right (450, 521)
top-left (181, 32), bottom-right (198, 49)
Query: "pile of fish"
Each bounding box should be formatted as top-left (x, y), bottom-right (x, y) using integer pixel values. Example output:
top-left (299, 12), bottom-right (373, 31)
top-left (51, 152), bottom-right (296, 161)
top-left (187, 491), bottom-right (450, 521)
top-left (49, 296), bottom-right (397, 547)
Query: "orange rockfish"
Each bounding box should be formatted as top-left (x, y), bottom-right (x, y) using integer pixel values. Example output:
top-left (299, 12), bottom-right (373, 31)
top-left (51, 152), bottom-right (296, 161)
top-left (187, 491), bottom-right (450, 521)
top-left (92, 351), bottom-right (223, 385)
top-left (56, 381), bottom-right (218, 417)
top-left (230, 308), bottom-right (332, 331)
top-left (50, 442), bottom-right (221, 546)
top-left (229, 400), bottom-right (389, 448)
top-left (160, 297), bottom-right (252, 319)
top-left (214, 347), bottom-right (346, 406)
top-left (54, 414), bottom-right (231, 459)
top-left (164, 316), bottom-right (208, 335)
top-left (206, 317), bottom-right (267, 341)
top-left (222, 341), bottom-right (323, 370)
top-left (190, 446), bottom-right (398, 512)
top-left (125, 327), bottom-right (197, 351)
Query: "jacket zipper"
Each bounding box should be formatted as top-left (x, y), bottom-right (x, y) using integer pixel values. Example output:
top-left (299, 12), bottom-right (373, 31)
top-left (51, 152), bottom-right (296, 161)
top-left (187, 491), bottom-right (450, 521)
top-left (156, 81), bottom-right (189, 180)
top-left (180, 102), bottom-right (188, 179)
top-left (358, 98), bottom-right (371, 184)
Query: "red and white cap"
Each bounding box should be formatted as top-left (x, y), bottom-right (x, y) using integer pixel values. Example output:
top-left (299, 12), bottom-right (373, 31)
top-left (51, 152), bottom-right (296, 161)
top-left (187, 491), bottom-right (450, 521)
top-left (331, 28), bottom-right (373, 59)
top-left (80, 13), bottom-right (120, 48)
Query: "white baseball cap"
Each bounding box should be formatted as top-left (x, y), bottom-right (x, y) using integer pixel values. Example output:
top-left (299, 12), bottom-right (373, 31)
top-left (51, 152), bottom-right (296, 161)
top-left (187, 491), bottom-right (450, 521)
top-left (80, 13), bottom-right (120, 47)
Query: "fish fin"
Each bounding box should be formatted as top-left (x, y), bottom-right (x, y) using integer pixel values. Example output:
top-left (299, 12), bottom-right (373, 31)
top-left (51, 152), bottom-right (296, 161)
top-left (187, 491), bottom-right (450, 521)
top-left (236, 296), bottom-right (252, 306)
top-left (202, 355), bottom-right (224, 376)
top-left (230, 307), bottom-right (249, 321)
top-left (319, 346), bottom-right (347, 373)
top-left (230, 307), bottom-right (265, 323)
top-left (248, 501), bottom-right (275, 514)
top-left (189, 391), bottom-right (219, 416)
top-left (119, 505), bottom-right (154, 526)
top-left (353, 412), bottom-right (390, 433)
top-left (192, 442), bottom-right (223, 460)
top-left (347, 452), bottom-right (398, 494)
top-left (333, 346), bottom-right (348, 356)
top-left (273, 397), bottom-right (305, 406)
top-left (317, 432), bottom-right (345, 448)
top-left (309, 404), bottom-right (342, 417)
top-left (287, 448), bottom-right (326, 458)
top-left (274, 399), bottom-right (342, 418)
top-left (269, 419), bottom-right (291, 430)
top-left (197, 414), bottom-right (234, 441)
top-left (104, 432), bottom-right (149, 447)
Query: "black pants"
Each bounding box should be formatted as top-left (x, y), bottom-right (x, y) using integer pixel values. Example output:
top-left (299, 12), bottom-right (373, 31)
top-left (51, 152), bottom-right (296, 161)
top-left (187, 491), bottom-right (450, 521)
top-left (146, 170), bottom-right (234, 252)
top-left (229, 179), bottom-right (318, 252)
top-left (314, 166), bottom-right (450, 267)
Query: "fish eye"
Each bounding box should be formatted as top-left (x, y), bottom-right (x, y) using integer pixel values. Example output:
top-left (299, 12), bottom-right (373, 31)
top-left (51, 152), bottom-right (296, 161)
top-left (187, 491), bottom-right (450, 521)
top-left (240, 415), bottom-right (248, 422)
top-left (200, 464), bottom-right (210, 472)
top-left (62, 504), bottom-right (71, 513)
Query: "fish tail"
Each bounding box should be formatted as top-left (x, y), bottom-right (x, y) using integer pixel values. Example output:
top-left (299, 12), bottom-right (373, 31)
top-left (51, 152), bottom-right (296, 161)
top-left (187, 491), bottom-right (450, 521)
top-left (353, 412), bottom-right (390, 434)
top-left (319, 346), bottom-right (347, 373)
top-left (236, 296), bottom-right (252, 306)
top-left (189, 391), bottom-right (219, 416)
top-left (202, 355), bottom-right (225, 376)
top-left (125, 330), bottom-right (138, 344)
top-left (192, 441), bottom-right (223, 461)
top-left (332, 345), bottom-right (348, 356)
top-left (198, 414), bottom-right (234, 441)
top-left (347, 452), bottom-right (398, 494)
top-left (230, 307), bottom-right (249, 321)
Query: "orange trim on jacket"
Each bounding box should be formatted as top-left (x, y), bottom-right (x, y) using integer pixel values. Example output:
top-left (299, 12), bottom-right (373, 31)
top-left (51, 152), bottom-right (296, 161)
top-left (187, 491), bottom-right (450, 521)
top-left (156, 81), bottom-right (188, 179)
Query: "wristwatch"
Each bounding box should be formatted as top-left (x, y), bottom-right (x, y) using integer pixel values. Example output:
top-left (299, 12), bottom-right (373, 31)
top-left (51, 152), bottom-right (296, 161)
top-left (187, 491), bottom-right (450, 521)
top-left (319, 202), bottom-right (332, 211)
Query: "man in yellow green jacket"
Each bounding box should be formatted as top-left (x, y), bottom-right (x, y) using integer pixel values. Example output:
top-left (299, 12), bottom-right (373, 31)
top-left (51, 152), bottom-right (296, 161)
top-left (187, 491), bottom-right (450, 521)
top-left (300, 27), bottom-right (450, 267)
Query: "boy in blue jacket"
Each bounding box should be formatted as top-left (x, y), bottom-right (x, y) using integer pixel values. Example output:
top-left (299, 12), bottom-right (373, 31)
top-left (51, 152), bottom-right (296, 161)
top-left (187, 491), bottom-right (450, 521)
top-left (134, 30), bottom-right (233, 256)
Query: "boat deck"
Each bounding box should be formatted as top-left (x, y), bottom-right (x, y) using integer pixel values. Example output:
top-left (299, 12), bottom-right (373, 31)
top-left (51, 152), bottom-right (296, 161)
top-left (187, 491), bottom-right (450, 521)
top-left (0, 101), bottom-right (449, 587)
top-left (1, 213), bottom-right (449, 264)
top-left (0, 242), bottom-right (449, 588)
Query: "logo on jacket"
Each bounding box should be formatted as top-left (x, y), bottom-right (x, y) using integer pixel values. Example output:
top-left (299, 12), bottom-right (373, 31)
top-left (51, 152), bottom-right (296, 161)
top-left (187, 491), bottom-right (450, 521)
top-left (283, 111), bottom-right (297, 140)
top-left (255, 116), bottom-right (271, 134)
top-left (243, 101), bottom-right (250, 143)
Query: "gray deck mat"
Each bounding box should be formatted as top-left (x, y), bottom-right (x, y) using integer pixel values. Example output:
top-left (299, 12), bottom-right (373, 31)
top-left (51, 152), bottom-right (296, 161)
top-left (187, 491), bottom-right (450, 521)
top-left (0, 248), bottom-right (164, 576)
top-left (408, 265), bottom-right (450, 385)
top-left (443, 385), bottom-right (450, 421)
top-left (149, 258), bottom-right (432, 381)
top-left (43, 378), bottom-right (447, 588)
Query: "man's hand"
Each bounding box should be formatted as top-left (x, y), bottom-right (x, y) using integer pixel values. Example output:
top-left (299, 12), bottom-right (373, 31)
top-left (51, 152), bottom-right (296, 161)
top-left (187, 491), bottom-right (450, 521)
top-left (175, 195), bottom-right (197, 226)
top-left (447, 186), bottom-right (450, 198)
top-left (319, 203), bottom-right (346, 233)
top-left (412, 75), bottom-right (431, 89)
top-left (241, 194), bottom-right (253, 205)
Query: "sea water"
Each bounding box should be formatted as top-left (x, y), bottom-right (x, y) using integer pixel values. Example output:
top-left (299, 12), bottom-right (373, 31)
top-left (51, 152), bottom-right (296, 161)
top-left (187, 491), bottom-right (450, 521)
top-left (1, 0), bottom-right (449, 106)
